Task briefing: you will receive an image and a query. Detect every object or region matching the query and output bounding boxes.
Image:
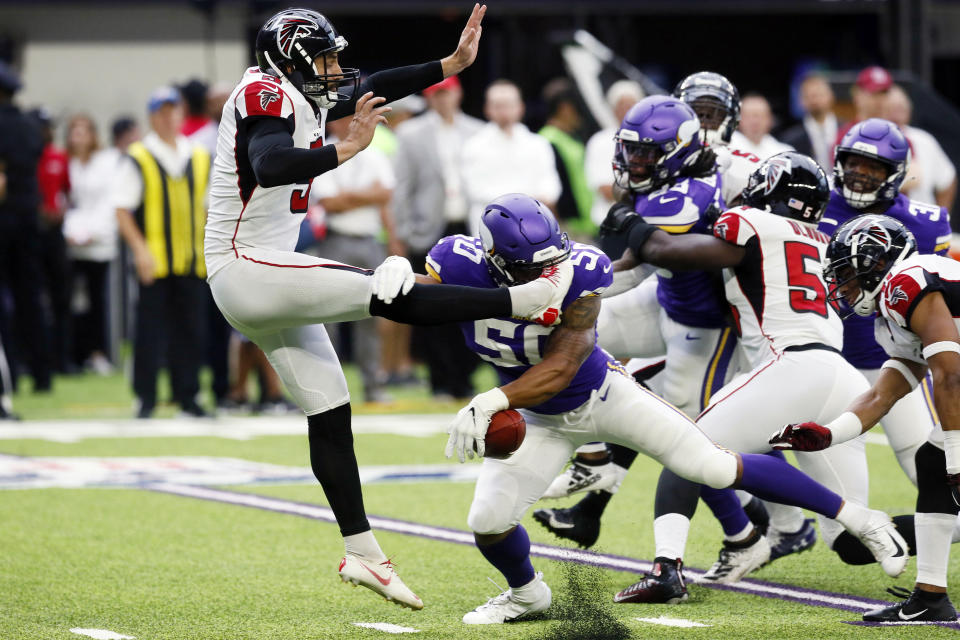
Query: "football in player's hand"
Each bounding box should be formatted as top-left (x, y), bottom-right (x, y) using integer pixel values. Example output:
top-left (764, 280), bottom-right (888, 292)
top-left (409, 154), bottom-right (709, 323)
top-left (476, 409), bottom-right (526, 459)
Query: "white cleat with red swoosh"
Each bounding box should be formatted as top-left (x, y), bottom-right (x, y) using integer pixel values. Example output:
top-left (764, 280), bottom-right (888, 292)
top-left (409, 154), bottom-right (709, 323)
top-left (338, 554), bottom-right (424, 610)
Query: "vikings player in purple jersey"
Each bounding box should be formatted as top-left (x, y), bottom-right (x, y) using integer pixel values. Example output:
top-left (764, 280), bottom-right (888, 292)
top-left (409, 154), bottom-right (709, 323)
top-left (535, 96), bottom-right (739, 545)
top-left (428, 193), bottom-right (908, 624)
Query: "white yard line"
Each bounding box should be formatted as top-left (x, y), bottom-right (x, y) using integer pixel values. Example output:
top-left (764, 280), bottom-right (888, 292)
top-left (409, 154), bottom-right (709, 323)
top-left (69, 629), bottom-right (135, 640)
top-left (635, 616), bottom-right (711, 628)
top-left (353, 622), bottom-right (420, 633)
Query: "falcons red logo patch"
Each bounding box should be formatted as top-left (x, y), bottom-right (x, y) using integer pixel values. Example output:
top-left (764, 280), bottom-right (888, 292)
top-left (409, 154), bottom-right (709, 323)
top-left (276, 17), bottom-right (317, 58)
top-left (889, 285), bottom-right (909, 306)
top-left (714, 221), bottom-right (728, 239)
top-left (258, 89), bottom-right (280, 111)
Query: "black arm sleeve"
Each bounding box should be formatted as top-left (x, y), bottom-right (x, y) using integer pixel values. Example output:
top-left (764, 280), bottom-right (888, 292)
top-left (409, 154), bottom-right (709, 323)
top-left (327, 61), bottom-right (445, 120)
top-left (369, 283), bottom-right (512, 325)
top-left (246, 117), bottom-right (339, 188)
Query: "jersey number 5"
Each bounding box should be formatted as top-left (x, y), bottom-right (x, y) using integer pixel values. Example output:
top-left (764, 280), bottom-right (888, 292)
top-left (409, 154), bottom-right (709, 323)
top-left (784, 241), bottom-right (828, 318)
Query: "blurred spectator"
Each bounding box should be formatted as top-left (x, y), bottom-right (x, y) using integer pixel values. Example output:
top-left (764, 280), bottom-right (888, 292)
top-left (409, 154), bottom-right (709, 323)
top-left (32, 107), bottom-right (74, 377)
top-left (780, 73), bottom-right (842, 172)
top-left (461, 79), bottom-right (561, 233)
top-left (539, 78), bottom-right (593, 235)
top-left (220, 333), bottom-right (296, 414)
top-left (62, 114), bottom-right (118, 375)
top-left (179, 78), bottom-right (210, 137)
top-left (115, 86), bottom-right (211, 418)
top-left (308, 116), bottom-right (397, 403)
top-left (885, 84), bottom-right (957, 211)
top-left (0, 157), bottom-right (15, 418)
top-left (835, 65), bottom-right (892, 146)
top-left (0, 62), bottom-right (50, 392)
top-left (189, 84), bottom-right (232, 407)
top-left (110, 117), bottom-right (141, 154)
top-left (731, 93), bottom-right (793, 160)
top-left (393, 75), bottom-right (483, 399)
top-left (371, 93), bottom-right (425, 158)
top-left (189, 84), bottom-right (231, 159)
top-left (585, 80), bottom-right (644, 228)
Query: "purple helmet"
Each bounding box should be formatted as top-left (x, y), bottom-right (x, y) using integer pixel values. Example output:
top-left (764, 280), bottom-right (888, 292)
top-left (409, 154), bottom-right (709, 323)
top-left (478, 193), bottom-right (570, 286)
top-left (612, 95), bottom-right (704, 194)
top-left (834, 118), bottom-right (909, 210)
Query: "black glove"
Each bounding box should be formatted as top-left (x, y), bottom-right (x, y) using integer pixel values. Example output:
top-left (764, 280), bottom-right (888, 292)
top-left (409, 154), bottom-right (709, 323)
top-left (599, 203), bottom-right (640, 237)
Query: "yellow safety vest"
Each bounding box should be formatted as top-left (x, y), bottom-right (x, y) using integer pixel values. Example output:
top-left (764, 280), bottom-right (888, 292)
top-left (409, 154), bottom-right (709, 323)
top-left (127, 142), bottom-right (210, 279)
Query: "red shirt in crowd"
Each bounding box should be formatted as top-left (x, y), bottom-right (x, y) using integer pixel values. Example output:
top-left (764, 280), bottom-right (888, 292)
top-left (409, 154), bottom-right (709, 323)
top-left (36, 143), bottom-right (69, 223)
top-left (180, 114), bottom-right (210, 137)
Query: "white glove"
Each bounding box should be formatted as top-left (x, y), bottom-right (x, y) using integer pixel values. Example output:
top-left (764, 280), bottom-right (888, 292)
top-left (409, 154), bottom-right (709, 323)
top-left (371, 255), bottom-right (415, 304)
top-left (445, 387), bottom-right (510, 463)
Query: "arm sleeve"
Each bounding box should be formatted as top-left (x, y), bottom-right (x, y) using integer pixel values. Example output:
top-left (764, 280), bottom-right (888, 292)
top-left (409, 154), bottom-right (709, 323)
top-left (246, 117), bottom-right (339, 188)
top-left (327, 61), bottom-right (444, 120)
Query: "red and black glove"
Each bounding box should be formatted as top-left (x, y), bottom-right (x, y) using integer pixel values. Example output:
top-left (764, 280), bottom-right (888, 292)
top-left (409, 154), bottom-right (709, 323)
top-left (769, 422), bottom-right (833, 452)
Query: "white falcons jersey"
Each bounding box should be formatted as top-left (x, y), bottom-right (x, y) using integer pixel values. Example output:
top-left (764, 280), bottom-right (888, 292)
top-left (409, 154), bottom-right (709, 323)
top-left (714, 145), bottom-right (762, 206)
top-left (713, 206), bottom-right (843, 368)
top-left (204, 67), bottom-right (326, 277)
top-left (874, 253), bottom-right (960, 364)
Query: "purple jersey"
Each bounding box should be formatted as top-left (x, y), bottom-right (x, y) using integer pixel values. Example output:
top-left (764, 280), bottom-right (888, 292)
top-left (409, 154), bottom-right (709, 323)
top-left (636, 174), bottom-right (729, 328)
top-left (818, 192), bottom-right (952, 368)
top-left (426, 236), bottom-right (616, 415)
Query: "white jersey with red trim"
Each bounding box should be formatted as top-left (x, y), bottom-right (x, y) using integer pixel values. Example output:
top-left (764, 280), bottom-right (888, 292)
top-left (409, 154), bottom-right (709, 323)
top-left (712, 206), bottom-right (843, 368)
top-left (875, 253), bottom-right (960, 364)
top-left (714, 145), bottom-right (762, 205)
top-left (204, 67), bottom-right (326, 277)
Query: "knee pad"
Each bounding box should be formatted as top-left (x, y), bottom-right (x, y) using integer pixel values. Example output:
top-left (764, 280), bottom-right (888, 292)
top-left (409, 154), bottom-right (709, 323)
top-left (916, 442), bottom-right (960, 515)
top-left (467, 498), bottom-right (515, 536)
top-left (699, 449), bottom-right (738, 489)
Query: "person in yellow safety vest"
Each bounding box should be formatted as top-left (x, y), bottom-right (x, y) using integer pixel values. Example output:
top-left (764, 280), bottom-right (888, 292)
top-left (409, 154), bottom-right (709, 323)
top-left (115, 86), bottom-right (211, 419)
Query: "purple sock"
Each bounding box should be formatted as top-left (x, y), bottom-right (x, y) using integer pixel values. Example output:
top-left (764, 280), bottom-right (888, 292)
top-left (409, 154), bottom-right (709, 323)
top-left (701, 486), bottom-right (751, 536)
top-left (739, 453), bottom-right (842, 517)
top-left (766, 449), bottom-right (787, 461)
top-left (476, 526), bottom-right (536, 588)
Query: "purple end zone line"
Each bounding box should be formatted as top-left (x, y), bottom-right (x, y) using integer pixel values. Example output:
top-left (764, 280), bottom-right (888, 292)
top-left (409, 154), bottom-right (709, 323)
top-left (145, 482), bottom-right (922, 619)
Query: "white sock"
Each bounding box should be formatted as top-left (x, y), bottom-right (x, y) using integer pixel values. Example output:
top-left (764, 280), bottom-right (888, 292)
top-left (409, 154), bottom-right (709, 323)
top-left (654, 513), bottom-right (691, 560)
top-left (834, 501), bottom-right (872, 534)
top-left (726, 522), bottom-right (755, 543)
top-left (511, 572), bottom-right (543, 602)
top-left (343, 531), bottom-right (387, 562)
top-left (736, 490), bottom-right (753, 507)
top-left (916, 512), bottom-right (955, 588)
top-left (952, 514), bottom-right (960, 543)
top-left (766, 502), bottom-right (806, 534)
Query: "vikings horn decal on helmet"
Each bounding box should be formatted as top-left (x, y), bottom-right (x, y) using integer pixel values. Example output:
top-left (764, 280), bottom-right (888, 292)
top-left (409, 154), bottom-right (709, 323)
top-left (612, 95), bottom-right (704, 195)
top-left (833, 118), bottom-right (910, 210)
top-left (478, 194), bottom-right (571, 287)
top-left (743, 151), bottom-right (830, 223)
top-left (255, 8), bottom-right (360, 109)
top-left (822, 214), bottom-right (917, 316)
top-left (673, 71), bottom-right (741, 147)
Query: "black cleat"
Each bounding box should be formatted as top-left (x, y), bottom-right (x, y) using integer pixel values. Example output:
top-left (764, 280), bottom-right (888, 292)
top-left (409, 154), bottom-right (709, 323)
top-left (532, 505), bottom-right (600, 548)
top-left (614, 557), bottom-right (688, 604)
top-left (863, 587), bottom-right (958, 622)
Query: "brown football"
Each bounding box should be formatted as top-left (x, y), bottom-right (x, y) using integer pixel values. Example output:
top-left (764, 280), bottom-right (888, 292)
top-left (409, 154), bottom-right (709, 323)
top-left (475, 409), bottom-right (526, 459)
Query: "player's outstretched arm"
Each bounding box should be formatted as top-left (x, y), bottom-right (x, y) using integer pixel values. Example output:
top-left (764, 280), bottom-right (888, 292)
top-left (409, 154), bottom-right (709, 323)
top-left (770, 359), bottom-right (922, 452)
top-left (499, 295), bottom-right (600, 408)
top-left (327, 4), bottom-right (486, 120)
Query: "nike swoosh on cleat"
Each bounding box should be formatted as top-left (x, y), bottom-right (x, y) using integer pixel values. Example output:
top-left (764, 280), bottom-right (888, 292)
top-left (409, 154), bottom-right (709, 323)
top-left (889, 533), bottom-right (905, 557)
top-left (548, 514), bottom-right (575, 529)
top-left (898, 608), bottom-right (929, 621)
top-left (360, 562), bottom-right (393, 586)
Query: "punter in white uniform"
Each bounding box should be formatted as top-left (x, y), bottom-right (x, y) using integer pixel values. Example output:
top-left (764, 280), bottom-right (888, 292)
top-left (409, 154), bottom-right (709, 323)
top-left (203, 5), bottom-right (574, 611)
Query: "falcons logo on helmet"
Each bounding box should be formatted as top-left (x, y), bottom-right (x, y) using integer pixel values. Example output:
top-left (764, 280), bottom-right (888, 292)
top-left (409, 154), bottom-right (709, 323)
top-left (258, 89), bottom-right (280, 111)
top-left (762, 156), bottom-right (792, 195)
top-left (848, 216), bottom-right (892, 249)
top-left (276, 17), bottom-right (317, 58)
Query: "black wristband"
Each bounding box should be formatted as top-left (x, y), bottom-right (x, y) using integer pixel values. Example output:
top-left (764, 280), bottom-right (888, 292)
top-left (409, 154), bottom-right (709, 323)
top-left (626, 218), bottom-right (659, 256)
